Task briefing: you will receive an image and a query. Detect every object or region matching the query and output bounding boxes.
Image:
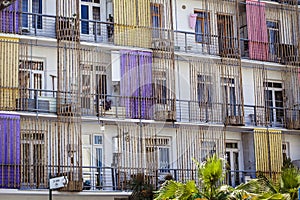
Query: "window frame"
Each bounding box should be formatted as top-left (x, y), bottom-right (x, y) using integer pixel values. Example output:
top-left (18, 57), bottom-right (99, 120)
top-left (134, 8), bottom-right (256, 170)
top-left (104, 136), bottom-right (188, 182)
top-left (80, 0), bottom-right (101, 35)
top-left (194, 10), bottom-right (211, 44)
top-left (150, 3), bottom-right (163, 38)
top-left (197, 74), bottom-right (213, 107)
top-left (145, 137), bottom-right (171, 171)
top-left (264, 81), bottom-right (284, 124)
top-left (19, 60), bottom-right (44, 97)
top-left (22, 0), bottom-right (43, 29)
top-left (221, 77), bottom-right (237, 116)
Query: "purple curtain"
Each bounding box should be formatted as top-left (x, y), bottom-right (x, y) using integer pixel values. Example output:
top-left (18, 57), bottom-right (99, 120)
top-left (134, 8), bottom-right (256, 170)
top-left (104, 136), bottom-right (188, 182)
top-left (120, 50), bottom-right (153, 119)
top-left (0, 114), bottom-right (20, 189)
top-left (0, 1), bottom-right (20, 33)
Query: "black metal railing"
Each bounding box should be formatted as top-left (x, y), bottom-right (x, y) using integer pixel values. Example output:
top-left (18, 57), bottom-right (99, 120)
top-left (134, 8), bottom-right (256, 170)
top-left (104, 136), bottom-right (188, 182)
top-left (0, 11), bottom-right (298, 64)
top-left (2, 88), bottom-right (294, 128)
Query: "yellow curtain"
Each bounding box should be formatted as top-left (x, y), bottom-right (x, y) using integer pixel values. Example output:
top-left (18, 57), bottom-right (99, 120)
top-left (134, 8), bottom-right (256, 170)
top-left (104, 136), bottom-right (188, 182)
top-left (0, 37), bottom-right (19, 110)
top-left (254, 128), bottom-right (283, 180)
top-left (113, 0), bottom-right (151, 48)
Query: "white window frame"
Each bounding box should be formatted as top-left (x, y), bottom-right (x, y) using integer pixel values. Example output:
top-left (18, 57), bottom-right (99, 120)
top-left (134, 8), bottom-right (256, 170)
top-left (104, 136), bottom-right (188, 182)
top-left (145, 137), bottom-right (171, 171)
top-left (19, 60), bottom-right (45, 98)
top-left (264, 81), bottom-right (284, 125)
top-left (80, 0), bottom-right (101, 35)
top-left (282, 142), bottom-right (290, 160)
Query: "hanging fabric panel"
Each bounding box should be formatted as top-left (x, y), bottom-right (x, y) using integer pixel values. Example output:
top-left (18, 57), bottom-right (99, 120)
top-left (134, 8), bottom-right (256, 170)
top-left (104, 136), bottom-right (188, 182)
top-left (246, 0), bottom-right (268, 61)
top-left (254, 128), bottom-right (282, 180)
top-left (113, 0), bottom-right (151, 48)
top-left (0, 37), bottom-right (19, 110)
top-left (0, 114), bottom-right (20, 189)
top-left (120, 50), bottom-right (153, 119)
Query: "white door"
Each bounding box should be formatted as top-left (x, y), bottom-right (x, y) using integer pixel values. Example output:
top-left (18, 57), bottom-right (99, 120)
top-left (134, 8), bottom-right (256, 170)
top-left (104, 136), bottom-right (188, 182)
top-left (225, 142), bottom-right (240, 187)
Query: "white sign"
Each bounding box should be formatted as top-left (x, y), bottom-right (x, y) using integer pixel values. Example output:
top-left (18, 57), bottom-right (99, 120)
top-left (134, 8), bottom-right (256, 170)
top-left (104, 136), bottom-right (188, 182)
top-left (49, 176), bottom-right (68, 189)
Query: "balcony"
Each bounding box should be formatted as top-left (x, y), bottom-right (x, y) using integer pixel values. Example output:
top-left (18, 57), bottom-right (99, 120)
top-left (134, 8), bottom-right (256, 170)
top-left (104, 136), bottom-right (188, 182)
top-left (6, 88), bottom-right (297, 129)
top-left (240, 38), bottom-right (299, 64)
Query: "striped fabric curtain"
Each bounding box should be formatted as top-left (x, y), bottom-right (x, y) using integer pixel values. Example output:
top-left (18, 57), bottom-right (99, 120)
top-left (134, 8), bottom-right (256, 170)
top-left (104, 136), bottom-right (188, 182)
top-left (120, 50), bottom-right (153, 119)
top-left (246, 0), bottom-right (268, 61)
top-left (0, 114), bottom-right (20, 189)
top-left (254, 129), bottom-right (282, 180)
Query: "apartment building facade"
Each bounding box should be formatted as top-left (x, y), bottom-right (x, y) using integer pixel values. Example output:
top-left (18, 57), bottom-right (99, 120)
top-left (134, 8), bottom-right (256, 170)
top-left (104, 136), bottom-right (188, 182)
top-left (0, 0), bottom-right (299, 192)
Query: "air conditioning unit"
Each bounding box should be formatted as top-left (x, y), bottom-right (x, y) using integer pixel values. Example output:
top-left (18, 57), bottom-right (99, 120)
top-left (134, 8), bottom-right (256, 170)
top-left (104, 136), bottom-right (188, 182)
top-left (56, 17), bottom-right (79, 41)
top-left (16, 98), bottom-right (50, 112)
top-left (152, 39), bottom-right (172, 50)
top-left (58, 104), bottom-right (77, 116)
top-left (225, 116), bottom-right (244, 126)
top-left (286, 119), bottom-right (300, 130)
top-left (155, 110), bottom-right (175, 122)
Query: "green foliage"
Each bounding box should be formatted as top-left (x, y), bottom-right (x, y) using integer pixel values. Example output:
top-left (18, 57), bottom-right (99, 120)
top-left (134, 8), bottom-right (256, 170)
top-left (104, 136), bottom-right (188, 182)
top-left (154, 180), bottom-right (200, 200)
top-left (194, 154), bottom-right (226, 200)
top-left (280, 168), bottom-right (300, 200)
top-left (154, 154), bottom-right (300, 200)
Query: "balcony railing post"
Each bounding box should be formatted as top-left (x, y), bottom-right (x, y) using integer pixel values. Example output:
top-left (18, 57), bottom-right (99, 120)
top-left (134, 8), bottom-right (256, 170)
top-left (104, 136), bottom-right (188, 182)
top-left (35, 89), bottom-right (38, 112)
top-left (94, 22), bottom-right (97, 42)
top-left (254, 106), bottom-right (257, 126)
top-left (185, 32), bottom-right (188, 53)
top-left (34, 14), bottom-right (38, 36)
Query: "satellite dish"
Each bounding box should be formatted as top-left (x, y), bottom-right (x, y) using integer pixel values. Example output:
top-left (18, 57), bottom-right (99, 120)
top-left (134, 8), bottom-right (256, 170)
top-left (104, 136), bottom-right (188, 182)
top-left (2, 0), bottom-right (11, 7)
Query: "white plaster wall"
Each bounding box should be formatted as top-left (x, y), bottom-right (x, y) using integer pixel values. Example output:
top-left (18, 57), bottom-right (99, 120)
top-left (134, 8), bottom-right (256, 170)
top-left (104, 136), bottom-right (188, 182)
top-left (45, 0), bottom-right (56, 15)
top-left (176, 60), bottom-right (190, 101)
top-left (20, 41), bottom-right (58, 94)
top-left (82, 123), bottom-right (117, 167)
top-left (282, 134), bottom-right (300, 161)
top-left (266, 68), bottom-right (283, 81)
top-left (226, 131), bottom-right (242, 141)
top-left (241, 65), bottom-right (255, 125)
top-left (175, 59), bottom-right (191, 121)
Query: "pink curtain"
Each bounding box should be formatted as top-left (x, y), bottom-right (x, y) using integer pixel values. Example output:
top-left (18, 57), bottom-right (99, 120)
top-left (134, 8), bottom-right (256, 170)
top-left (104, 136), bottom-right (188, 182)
top-left (246, 0), bottom-right (268, 61)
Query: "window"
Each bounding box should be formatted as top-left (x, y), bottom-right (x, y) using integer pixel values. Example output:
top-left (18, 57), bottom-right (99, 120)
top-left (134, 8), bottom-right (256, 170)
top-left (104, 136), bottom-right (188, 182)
top-left (80, 64), bottom-right (107, 111)
top-left (80, 0), bottom-right (101, 35)
top-left (222, 77), bottom-right (237, 116)
top-left (197, 74), bottom-right (212, 106)
top-left (151, 3), bottom-right (163, 38)
top-left (194, 11), bottom-right (210, 43)
top-left (267, 21), bottom-right (279, 58)
top-left (21, 130), bottom-right (45, 188)
top-left (217, 14), bottom-right (234, 55)
top-left (82, 74), bottom-right (91, 109)
top-left (153, 70), bottom-right (167, 104)
top-left (94, 135), bottom-right (103, 145)
top-left (93, 134), bottom-right (103, 188)
top-left (264, 82), bottom-right (284, 124)
top-left (145, 138), bottom-right (170, 171)
top-left (282, 142), bottom-right (289, 161)
top-left (201, 141), bottom-right (216, 161)
top-left (22, 0), bottom-right (43, 29)
top-left (155, 79), bottom-right (167, 104)
top-left (19, 60), bottom-right (44, 97)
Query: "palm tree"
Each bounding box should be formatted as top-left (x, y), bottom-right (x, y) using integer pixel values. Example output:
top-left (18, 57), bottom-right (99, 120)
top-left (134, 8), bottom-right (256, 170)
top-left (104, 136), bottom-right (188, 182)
top-left (154, 154), bottom-right (229, 200)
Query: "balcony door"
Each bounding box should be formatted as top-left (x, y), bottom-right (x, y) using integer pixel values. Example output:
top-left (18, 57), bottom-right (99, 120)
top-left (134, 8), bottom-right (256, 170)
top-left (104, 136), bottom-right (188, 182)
top-left (19, 60), bottom-right (44, 99)
top-left (267, 21), bottom-right (280, 61)
top-left (151, 3), bottom-right (163, 39)
top-left (217, 14), bottom-right (234, 56)
top-left (21, 131), bottom-right (45, 189)
top-left (222, 77), bottom-right (237, 117)
top-left (80, 0), bottom-right (101, 35)
top-left (225, 142), bottom-right (240, 187)
top-left (22, 0), bottom-right (43, 30)
top-left (264, 82), bottom-right (284, 126)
